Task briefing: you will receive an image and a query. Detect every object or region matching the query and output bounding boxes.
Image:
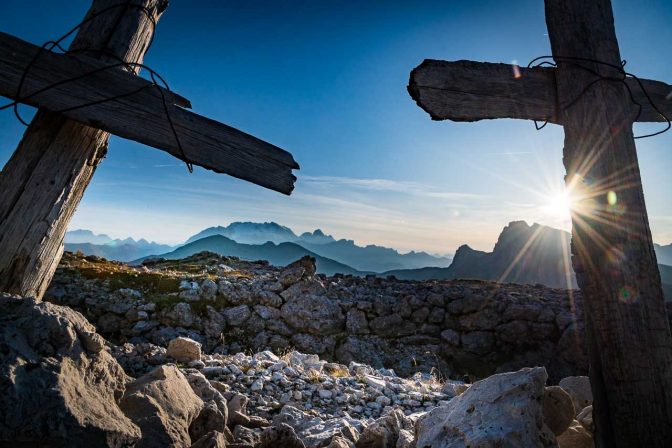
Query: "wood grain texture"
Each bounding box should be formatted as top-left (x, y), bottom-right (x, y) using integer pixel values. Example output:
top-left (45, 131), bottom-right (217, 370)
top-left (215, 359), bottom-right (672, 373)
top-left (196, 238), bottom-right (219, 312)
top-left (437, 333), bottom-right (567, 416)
top-left (545, 0), bottom-right (672, 446)
top-left (0, 0), bottom-right (166, 299)
top-left (408, 59), bottom-right (672, 124)
top-left (0, 32), bottom-right (298, 193)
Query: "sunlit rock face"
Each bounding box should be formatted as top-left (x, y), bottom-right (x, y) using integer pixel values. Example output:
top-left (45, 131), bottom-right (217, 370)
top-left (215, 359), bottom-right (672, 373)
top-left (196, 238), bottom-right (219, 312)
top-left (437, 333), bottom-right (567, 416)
top-left (44, 251), bottom-right (592, 382)
top-left (0, 294), bottom-right (141, 447)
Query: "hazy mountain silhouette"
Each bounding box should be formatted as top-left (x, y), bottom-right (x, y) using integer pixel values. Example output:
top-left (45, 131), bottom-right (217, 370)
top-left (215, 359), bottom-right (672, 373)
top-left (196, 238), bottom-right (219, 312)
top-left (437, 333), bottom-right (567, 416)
top-left (65, 230), bottom-right (173, 262)
top-left (383, 221), bottom-right (671, 299)
top-left (185, 222), bottom-right (299, 245)
top-left (183, 222), bottom-right (451, 272)
top-left (382, 221), bottom-right (575, 288)
top-left (65, 229), bottom-right (114, 245)
top-left (300, 239), bottom-right (451, 272)
top-left (655, 243), bottom-right (672, 265)
top-left (137, 235), bottom-right (365, 276)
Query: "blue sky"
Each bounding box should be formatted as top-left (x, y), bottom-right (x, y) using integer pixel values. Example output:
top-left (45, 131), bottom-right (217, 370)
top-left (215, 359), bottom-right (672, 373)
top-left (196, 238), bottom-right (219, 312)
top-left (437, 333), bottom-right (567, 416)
top-left (1, 0), bottom-right (670, 253)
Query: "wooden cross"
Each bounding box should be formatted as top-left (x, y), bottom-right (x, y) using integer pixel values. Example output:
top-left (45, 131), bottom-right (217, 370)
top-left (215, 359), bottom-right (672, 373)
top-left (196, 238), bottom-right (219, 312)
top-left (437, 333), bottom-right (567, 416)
top-left (0, 0), bottom-right (298, 298)
top-left (408, 0), bottom-right (672, 446)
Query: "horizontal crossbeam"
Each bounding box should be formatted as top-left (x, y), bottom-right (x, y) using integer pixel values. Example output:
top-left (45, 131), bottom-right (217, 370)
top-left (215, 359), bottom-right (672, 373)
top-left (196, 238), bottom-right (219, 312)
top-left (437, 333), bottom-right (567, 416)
top-left (0, 32), bottom-right (298, 194)
top-left (409, 59), bottom-right (672, 125)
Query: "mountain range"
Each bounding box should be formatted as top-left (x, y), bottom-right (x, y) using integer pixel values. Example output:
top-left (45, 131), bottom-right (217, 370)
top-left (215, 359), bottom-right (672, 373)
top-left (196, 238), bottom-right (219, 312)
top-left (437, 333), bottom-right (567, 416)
top-left (382, 221), bottom-right (576, 288)
top-left (65, 230), bottom-right (173, 262)
top-left (67, 222), bottom-right (451, 271)
top-left (382, 221), bottom-right (672, 299)
top-left (65, 221), bottom-right (671, 299)
top-left (137, 235), bottom-right (364, 276)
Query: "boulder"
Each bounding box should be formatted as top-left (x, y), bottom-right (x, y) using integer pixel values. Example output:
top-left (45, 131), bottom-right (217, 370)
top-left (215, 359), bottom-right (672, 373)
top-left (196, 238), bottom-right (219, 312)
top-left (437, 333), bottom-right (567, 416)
top-left (167, 337), bottom-right (202, 363)
top-left (356, 409), bottom-right (404, 447)
top-left (329, 436), bottom-right (354, 448)
top-left (223, 305), bottom-right (251, 326)
top-left (191, 430), bottom-right (230, 448)
top-left (281, 294), bottom-right (345, 335)
top-left (369, 314), bottom-right (416, 338)
top-left (165, 302), bottom-right (196, 327)
top-left (260, 423), bottom-right (306, 448)
top-left (346, 308), bottom-right (370, 334)
top-left (189, 401), bottom-right (228, 442)
top-left (416, 367), bottom-right (556, 447)
top-left (559, 376), bottom-right (592, 413)
top-left (556, 420), bottom-right (593, 448)
top-left (0, 296), bottom-right (140, 447)
top-left (233, 425), bottom-right (260, 445)
top-left (542, 386), bottom-right (575, 436)
top-left (199, 279), bottom-right (219, 300)
top-left (119, 365), bottom-right (203, 447)
top-left (396, 429), bottom-right (415, 448)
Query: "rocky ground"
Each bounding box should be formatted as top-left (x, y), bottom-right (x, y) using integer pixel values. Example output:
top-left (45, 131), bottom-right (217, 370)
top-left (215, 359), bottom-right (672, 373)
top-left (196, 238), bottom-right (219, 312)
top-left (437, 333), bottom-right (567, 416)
top-left (1, 292), bottom-right (594, 447)
top-left (45, 251), bottom-right (594, 382)
top-left (5, 250), bottom-right (652, 446)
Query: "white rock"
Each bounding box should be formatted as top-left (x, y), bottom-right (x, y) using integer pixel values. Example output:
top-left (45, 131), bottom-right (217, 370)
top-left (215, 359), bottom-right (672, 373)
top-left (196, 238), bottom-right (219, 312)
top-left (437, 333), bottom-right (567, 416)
top-left (416, 367), bottom-right (556, 448)
top-left (319, 389), bottom-right (333, 399)
top-left (251, 379), bottom-right (264, 392)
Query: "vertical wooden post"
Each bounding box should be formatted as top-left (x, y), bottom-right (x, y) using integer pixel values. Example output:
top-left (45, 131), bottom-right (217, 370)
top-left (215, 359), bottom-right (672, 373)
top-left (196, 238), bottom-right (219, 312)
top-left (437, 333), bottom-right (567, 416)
top-left (0, 0), bottom-right (167, 298)
top-left (545, 0), bottom-right (672, 446)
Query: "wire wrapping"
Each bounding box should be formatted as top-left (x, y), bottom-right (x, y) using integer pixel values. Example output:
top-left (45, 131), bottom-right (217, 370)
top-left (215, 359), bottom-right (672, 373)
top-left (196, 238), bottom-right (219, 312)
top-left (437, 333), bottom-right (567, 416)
top-left (0, 1), bottom-right (194, 172)
top-left (527, 55), bottom-right (671, 139)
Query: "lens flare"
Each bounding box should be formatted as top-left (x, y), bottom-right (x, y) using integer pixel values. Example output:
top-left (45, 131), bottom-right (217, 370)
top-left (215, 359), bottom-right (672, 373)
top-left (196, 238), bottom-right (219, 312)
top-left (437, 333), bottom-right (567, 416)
top-left (618, 285), bottom-right (638, 304)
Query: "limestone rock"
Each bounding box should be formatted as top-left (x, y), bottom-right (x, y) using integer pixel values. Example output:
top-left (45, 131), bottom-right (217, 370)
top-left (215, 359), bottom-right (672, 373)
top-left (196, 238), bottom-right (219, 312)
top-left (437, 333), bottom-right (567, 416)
top-left (559, 376), bottom-right (592, 413)
top-left (189, 401), bottom-right (228, 442)
top-left (233, 424), bottom-right (260, 445)
top-left (396, 429), bottom-right (415, 448)
top-left (542, 386), bottom-right (575, 436)
top-left (200, 279), bottom-right (219, 300)
top-left (119, 365), bottom-right (203, 447)
top-left (190, 430), bottom-right (230, 448)
top-left (329, 436), bottom-right (355, 448)
top-left (281, 294), bottom-right (345, 335)
top-left (556, 420), bottom-right (593, 448)
top-left (416, 367), bottom-right (556, 448)
top-left (347, 308), bottom-right (370, 334)
top-left (356, 409), bottom-right (404, 447)
top-left (223, 305), bottom-right (252, 326)
top-left (167, 337), bottom-right (202, 363)
top-left (0, 296), bottom-right (140, 447)
top-left (260, 423), bottom-right (306, 448)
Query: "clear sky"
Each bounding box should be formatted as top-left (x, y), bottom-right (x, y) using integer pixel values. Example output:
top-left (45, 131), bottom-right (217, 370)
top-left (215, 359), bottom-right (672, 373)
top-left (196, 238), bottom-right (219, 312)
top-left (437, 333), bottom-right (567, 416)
top-left (1, 0), bottom-right (670, 254)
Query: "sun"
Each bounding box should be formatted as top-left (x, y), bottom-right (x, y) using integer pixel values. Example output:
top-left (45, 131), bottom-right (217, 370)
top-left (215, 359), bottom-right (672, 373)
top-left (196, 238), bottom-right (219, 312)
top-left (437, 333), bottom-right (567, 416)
top-left (541, 190), bottom-right (573, 218)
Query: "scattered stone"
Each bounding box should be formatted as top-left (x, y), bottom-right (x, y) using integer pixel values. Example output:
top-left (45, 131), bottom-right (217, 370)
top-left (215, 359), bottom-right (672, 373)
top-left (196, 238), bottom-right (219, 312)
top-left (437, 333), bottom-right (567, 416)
top-left (167, 336), bottom-right (202, 363)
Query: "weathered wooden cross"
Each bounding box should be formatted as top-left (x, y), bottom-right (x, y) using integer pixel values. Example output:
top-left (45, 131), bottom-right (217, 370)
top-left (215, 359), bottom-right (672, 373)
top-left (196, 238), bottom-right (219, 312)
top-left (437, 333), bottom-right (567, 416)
top-left (408, 0), bottom-right (672, 446)
top-left (0, 0), bottom-right (298, 298)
